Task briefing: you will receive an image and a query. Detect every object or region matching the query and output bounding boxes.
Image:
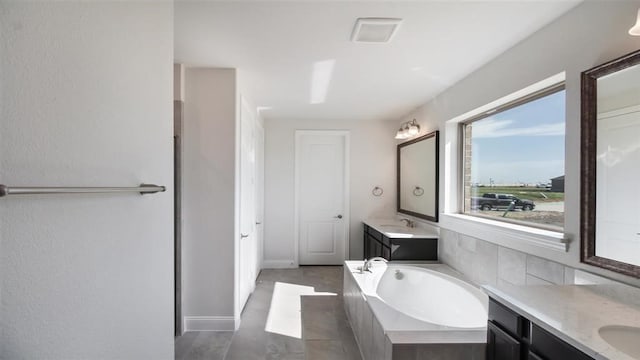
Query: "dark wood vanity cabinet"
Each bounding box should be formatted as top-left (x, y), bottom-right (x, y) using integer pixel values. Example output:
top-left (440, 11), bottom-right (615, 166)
top-left (363, 224), bottom-right (437, 261)
top-left (487, 298), bottom-right (593, 360)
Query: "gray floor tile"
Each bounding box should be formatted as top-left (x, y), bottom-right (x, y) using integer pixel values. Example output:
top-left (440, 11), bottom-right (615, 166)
top-left (175, 266), bottom-right (359, 360)
top-left (179, 332), bottom-right (233, 360)
top-left (305, 340), bottom-right (350, 360)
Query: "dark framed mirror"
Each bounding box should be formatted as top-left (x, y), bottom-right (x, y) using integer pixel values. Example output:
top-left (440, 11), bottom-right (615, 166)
top-left (581, 49), bottom-right (640, 278)
top-left (397, 131), bottom-right (439, 222)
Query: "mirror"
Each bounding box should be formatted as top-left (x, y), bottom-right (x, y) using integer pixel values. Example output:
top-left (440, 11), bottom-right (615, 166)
top-left (397, 131), bottom-right (439, 222)
top-left (581, 49), bottom-right (640, 278)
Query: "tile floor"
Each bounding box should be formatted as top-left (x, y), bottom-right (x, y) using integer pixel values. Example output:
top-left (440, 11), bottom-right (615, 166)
top-left (175, 266), bottom-right (362, 360)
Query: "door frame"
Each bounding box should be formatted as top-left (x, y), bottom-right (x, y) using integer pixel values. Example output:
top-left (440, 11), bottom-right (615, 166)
top-left (294, 130), bottom-right (350, 266)
top-left (255, 121), bottom-right (265, 271)
top-left (174, 100), bottom-right (183, 336)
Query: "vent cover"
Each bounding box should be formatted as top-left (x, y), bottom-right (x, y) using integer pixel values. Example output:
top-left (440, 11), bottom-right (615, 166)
top-left (351, 18), bottom-right (403, 43)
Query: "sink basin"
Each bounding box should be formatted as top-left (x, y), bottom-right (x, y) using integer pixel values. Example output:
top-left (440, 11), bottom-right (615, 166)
top-left (599, 325), bottom-right (640, 359)
top-left (379, 225), bottom-right (410, 232)
top-left (376, 224), bottom-right (436, 238)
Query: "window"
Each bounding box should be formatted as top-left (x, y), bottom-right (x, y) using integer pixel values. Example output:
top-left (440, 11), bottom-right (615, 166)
top-left (461, 84), bottom-right (565, 231)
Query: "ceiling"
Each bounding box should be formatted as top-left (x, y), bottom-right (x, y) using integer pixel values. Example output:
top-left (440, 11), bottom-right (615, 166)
top-left (174, 1), bottom-right (581, 122)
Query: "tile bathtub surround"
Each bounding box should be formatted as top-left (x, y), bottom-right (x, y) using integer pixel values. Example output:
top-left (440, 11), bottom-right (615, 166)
top-left (439, 228), bottom-right (574, 287)
top-left (176, 266), bottom-right (360, 360)
top-left (343, 266), bottom-right (486, 360)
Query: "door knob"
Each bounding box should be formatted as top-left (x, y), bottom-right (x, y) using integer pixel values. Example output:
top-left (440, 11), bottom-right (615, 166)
top-left (256, 222), bottom-right (262, 225)
top-left (241, 233), bottom-right (249, 238)
top-left (334, 215), bottom-right (343, 219)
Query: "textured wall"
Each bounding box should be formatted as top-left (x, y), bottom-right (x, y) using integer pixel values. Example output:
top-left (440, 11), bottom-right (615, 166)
top-left (0, 3), bottom-right (174, 358)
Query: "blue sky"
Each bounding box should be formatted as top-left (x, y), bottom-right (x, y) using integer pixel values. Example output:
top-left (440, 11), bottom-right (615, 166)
top-left (470, 90), bottom-right (565, 185)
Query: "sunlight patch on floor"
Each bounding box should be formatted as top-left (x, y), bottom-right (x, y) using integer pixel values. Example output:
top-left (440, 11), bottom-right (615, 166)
top-left (264, 281), bottom-right (336, 339)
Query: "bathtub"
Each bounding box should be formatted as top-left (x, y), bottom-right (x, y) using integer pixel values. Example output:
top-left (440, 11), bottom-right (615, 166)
top-left (343, 261), bottom-right (488, 360)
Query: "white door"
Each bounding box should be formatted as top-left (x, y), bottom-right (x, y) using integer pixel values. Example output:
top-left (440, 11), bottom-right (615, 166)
top-left (596, 107), bottom-right (640, 265)
top-left (296, 131), bottom-right (349, 265)
top-left (255, 123), bottom-right (265, 272)
top-left (238, 98), bottom-right (257, 311)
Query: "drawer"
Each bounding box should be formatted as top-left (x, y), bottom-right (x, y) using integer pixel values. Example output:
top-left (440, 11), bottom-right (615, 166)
top-left (489, 298), bottom-right (528, 339)
top-left (530, 324), bottom-right (593, 360)
top-left (389, 238), bottom-right (437, 260)
top-left (366, 226), bottom-right (383, 241)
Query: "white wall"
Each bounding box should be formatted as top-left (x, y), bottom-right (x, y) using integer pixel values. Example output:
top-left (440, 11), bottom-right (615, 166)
top-left (182, 68), bottom-right (238, 330)
top-left (263, 118), bottom-right (399, 266)
top-left (398, 0), bottom-right (640, 287)
top-left (0, 2), bottom-right (174, 359)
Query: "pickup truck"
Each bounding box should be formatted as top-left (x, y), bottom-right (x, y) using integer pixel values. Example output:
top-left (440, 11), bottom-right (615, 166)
top-left (471, 193), bottom-right (535, 211)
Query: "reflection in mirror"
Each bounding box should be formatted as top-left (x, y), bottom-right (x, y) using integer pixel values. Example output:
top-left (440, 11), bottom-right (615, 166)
top-left (581, 49), bottom-right (640, 277)
top-left (397, 131), bottom-right (439, 222)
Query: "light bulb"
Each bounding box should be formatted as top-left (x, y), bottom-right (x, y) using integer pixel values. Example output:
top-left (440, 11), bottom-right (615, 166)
top-left (630, 8), bottom-right (640, 36)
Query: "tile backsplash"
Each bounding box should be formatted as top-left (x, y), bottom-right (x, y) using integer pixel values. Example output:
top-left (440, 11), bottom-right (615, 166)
top-left (439, 228), bottom-right (577, 287)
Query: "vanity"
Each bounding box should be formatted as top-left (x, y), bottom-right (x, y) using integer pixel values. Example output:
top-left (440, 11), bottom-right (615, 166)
top-left (483, 283), bottom-right (640, 360)
top-left (362, 219), bottom-right (438, 261)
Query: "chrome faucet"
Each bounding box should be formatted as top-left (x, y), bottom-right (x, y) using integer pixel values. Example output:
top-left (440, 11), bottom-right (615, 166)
top-left (399, 218), bottom-right (415, 228)
top-left (362, 257), bottom-right (388, 272)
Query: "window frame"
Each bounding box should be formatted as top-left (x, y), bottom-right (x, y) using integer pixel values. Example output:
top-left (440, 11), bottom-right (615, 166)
top-left (440, 73), bottom-right (569, 252)
top-left (458, 83), bottom-right (566, 232)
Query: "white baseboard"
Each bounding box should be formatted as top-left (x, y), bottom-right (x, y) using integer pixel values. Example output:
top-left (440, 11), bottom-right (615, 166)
top-left (184, 316), bottom-right (238, 331)
top-left (262, 260), bottom-right (297, 269)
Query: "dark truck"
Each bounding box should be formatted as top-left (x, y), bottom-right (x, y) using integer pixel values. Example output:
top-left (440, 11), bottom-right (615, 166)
top-left (471, 193), bottom-right (535, 211)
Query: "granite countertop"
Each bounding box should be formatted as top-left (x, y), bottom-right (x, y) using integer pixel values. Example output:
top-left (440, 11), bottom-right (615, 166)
top-left (363, 218), bottom-right (439, 239)
top-left (483, 283), bottom-right (640, 360)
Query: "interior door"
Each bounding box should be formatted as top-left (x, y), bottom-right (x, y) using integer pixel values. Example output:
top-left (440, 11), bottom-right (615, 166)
top-left (238, 97), bottom-right (257, 311)
top-left (255, 123), bottom-right (265, 272)
top-left (596, 107), bottom-right (640, 265)
top-left (296, 131), bottom-right (349, 265)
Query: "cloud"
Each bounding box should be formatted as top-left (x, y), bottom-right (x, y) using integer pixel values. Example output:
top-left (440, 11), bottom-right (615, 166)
top-left (472, 118), bottom-right (565, 138)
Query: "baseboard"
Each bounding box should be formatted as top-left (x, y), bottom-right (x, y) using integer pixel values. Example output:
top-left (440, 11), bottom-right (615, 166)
top-left (262, 260), bottom-right (298, 269)
top-left (183, 316), bottom-right (237, 331)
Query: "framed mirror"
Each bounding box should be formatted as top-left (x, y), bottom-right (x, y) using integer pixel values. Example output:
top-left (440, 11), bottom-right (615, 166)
top-left (397, 131), bottom-right (439, 222)
top-left (581, 49), bottom-right (640, 277)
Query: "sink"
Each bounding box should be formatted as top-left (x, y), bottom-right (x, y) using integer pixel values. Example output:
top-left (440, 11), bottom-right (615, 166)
top-left (376, 224), bottom-right (437, 238)
top-left (379, 225), bottom-right (410, 232)
top-left (598, 325), bottom-right (640, 359)
top-left (378, 225), bottom-right (415, 238)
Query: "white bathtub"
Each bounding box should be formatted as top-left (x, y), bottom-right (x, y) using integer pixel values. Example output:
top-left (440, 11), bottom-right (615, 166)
top-left (343, 260), bottom-right (488, 349)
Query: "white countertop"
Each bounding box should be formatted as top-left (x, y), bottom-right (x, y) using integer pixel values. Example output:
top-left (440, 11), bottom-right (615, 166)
top-left (363, 218), bottom-right (439, 239)
top-left (483, 283), bottom-right (640, 360)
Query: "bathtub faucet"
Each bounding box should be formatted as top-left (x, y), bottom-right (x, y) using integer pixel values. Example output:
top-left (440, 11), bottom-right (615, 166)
top-left (362, 257), bottom-right (388, 272)
top-left (399, 218), bottom-right (415, 228)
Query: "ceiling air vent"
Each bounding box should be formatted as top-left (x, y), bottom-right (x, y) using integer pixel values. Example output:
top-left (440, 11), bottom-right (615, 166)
top-left (351, 18), bottom-right (403, 43)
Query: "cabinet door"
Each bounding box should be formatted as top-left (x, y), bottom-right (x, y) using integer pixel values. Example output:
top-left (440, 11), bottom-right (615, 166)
top-left (372, 240), bottom-right (382, 258)
top-left (530, 324), bottom-right (593, 360)
top-left (381, 245), bottom-right (391, 260)
top-left (363, 232), bottom-right (371, 260)
top-left (528, 352), bottom-right (544, 360)
top-left (487, 321), bottom-right (522, 360)
top-left (364, 233), bottom-right (379, 259)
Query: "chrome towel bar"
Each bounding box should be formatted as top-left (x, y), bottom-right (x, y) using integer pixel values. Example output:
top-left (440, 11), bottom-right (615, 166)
top-left (0, 183), bottom-right (165, 198)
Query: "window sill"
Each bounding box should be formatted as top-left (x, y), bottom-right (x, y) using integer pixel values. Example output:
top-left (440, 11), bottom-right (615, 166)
top-left (439, 213), bottom-right (568, 252)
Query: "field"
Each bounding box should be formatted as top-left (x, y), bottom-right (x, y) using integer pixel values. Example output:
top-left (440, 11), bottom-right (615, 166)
top-left (468, 186), bottom-right (564, 228)
top-left (469, 186), bottom-right (564, 203)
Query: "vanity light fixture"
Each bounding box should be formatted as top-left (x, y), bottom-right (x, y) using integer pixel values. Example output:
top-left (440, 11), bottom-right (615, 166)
top-left (394, 119), bottom-right (420, 140)
top-left (630, 8), bottom-right (640, 36)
